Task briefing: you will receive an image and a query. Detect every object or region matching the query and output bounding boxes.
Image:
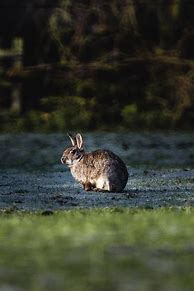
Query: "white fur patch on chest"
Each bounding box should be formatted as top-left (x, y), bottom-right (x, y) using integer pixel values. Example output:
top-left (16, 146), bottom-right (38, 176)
top-left (70, 167), bottom-right (86, 184)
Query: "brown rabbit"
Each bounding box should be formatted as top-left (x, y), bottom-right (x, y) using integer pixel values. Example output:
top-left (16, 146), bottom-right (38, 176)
top-left (61, 133), bottom-right (128, 192)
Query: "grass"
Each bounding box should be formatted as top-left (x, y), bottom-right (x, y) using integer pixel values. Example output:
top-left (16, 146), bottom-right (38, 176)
top-left (0, 207), bottom-right (194, 290)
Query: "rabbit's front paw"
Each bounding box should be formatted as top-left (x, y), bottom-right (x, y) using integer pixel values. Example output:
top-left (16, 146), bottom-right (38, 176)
top-left (83, 182), bottom-right (93, 191)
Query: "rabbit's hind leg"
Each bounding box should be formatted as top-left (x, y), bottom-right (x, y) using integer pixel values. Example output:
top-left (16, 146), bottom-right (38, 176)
top-left (96, 176), bottom-right (110, 191)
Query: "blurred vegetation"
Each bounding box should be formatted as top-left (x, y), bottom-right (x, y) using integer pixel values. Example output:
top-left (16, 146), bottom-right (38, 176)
top-left (1, 0), bottom-right (194, 131)
top-left (1, 208), bottom-right (194, 290)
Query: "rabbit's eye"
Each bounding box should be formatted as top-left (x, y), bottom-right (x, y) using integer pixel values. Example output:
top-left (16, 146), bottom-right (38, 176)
top-left (70, 149), bottom-right (76, 154)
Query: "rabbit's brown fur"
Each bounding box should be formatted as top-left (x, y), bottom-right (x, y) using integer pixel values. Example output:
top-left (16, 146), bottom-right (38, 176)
top-left (61, 133), bottom-right (128, 192)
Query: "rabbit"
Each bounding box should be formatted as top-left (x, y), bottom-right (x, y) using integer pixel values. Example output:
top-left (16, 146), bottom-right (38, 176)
top-left (61, 133), bottom-right (128, 192)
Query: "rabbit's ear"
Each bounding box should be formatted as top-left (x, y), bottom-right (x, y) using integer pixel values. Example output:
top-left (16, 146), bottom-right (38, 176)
top-left (67, 133), bottom-right (76, 146)
top-left (76, 133), bottom-right (83, 149)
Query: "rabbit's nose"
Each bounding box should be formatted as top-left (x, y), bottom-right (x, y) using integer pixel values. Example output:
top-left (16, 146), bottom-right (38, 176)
top-left (61, 157), bottom-right (65, 164)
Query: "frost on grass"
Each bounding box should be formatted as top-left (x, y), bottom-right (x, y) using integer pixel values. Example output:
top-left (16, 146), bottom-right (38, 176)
top-left (0, 133), bottom-right (194, 210)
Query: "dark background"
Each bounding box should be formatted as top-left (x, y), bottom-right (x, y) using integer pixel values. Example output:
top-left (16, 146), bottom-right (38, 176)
top-left (1, 0), bottom-right (194, 132)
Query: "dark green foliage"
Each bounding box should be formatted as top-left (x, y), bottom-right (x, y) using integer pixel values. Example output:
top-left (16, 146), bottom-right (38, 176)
top-left (1, 0), bottom-right (194, 131)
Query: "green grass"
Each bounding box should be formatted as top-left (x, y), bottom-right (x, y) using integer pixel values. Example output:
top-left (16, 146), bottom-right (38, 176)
top-left (1, 208), bottom-right (194, 290)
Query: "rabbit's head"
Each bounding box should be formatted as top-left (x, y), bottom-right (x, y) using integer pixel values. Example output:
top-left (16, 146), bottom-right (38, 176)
top-left (61, 133), bottom-right (84, 167)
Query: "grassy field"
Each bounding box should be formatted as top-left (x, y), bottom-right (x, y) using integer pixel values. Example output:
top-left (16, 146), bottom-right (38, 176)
top-left (1, 133), bottom-right (194, 290)
top-left (0, 208), bottom-right (194, 291)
